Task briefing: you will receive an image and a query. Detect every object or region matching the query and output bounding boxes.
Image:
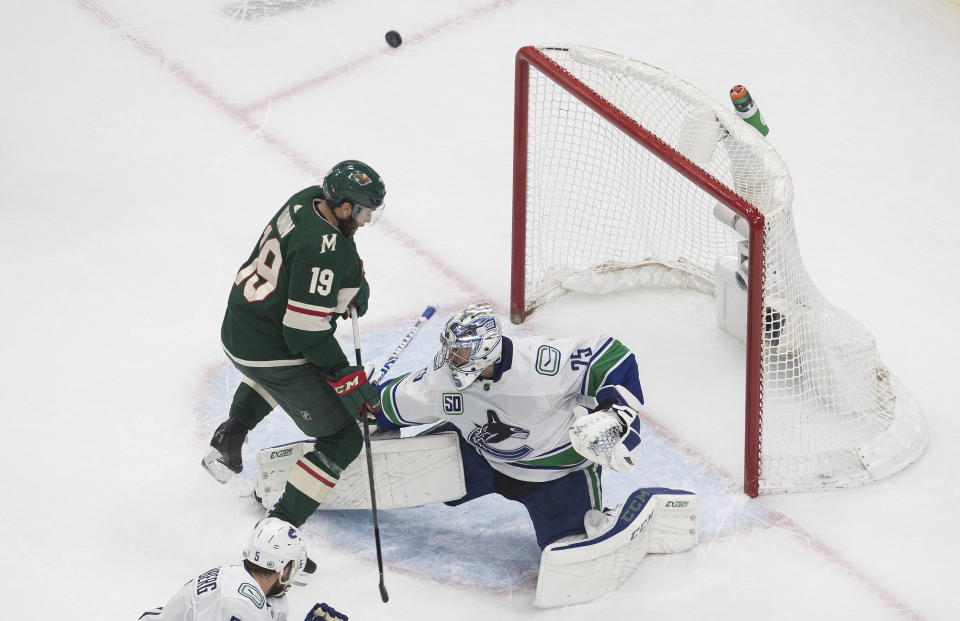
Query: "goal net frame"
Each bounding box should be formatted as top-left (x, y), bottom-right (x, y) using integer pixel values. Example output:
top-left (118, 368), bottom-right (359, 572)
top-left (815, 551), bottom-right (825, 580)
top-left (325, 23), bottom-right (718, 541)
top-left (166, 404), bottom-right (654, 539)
top-left (509, 45), bottom-right (925, 497)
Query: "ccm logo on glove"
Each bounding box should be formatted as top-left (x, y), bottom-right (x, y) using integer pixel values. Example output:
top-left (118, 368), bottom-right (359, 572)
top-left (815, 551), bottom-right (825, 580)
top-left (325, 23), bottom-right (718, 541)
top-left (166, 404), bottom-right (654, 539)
top-left (330, 369), bottom-right (365, 395)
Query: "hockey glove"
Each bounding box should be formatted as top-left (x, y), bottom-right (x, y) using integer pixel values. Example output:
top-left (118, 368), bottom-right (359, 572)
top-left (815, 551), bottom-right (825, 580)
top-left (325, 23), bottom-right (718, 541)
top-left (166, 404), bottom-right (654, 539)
top-left (207, 418), bottom-right (248, 473)
top-left (340, 279), bottom-right (370, 320)
top-left (569, 403), bottom-right (642, 472)
top-left (305, 602), bottom-right (348, 621)
top-left (594, 384), bottom-right (644, 411)
top-left (354, 277), bottom-right (370, 317)
top-left (326, 365), bottom-right (380, 422)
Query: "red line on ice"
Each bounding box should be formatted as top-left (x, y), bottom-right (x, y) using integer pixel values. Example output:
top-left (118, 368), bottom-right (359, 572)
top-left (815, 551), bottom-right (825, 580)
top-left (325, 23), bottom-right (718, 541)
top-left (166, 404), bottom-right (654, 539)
top-left (77, 0), bottom-right (489, 304)
top-left (238, 0), bottom-right (519, 115)
top-left (639, 411), bottom-right (926, 620)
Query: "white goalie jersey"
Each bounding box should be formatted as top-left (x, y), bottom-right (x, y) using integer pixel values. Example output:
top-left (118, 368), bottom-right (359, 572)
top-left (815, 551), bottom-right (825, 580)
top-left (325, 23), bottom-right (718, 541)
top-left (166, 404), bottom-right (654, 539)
top-left (377, 334), bottom-right (643, 483)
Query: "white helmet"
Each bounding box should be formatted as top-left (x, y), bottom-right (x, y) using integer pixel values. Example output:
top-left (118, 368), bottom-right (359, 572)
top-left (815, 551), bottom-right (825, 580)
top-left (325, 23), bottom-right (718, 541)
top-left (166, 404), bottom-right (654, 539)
top-left (242, 518), bottom-right (308, 587)
top-left (440, 303), bottom-right (503, 389)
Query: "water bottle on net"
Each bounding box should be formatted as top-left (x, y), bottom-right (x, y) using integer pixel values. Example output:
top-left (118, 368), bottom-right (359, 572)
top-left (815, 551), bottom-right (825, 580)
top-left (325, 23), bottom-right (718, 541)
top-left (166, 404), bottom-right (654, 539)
top-left (729, 84), bottom-right (770, 136)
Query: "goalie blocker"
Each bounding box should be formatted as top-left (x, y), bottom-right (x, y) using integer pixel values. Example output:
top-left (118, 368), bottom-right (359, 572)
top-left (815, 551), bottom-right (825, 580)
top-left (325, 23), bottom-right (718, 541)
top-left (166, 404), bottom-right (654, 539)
top-left (535, 487), bottom-right (698, 608)
top-left (254, 430), bottom-right (466, 510)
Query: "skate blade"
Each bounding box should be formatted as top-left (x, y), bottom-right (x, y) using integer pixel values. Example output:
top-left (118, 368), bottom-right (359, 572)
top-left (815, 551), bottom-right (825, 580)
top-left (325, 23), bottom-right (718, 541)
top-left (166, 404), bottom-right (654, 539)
top-left (201, 450), bottom-right (235, 484)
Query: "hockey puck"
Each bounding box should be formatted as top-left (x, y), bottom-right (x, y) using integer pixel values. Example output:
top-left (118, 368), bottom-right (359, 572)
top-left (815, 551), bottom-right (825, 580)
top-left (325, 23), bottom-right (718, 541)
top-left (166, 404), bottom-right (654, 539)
top-left (385, 30), bottom-right (402, 48)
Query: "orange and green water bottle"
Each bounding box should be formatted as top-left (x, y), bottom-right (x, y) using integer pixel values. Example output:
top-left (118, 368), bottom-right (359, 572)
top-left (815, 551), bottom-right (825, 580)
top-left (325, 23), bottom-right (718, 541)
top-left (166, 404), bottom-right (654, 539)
top-left (729, 85), bottom-right (769, 136)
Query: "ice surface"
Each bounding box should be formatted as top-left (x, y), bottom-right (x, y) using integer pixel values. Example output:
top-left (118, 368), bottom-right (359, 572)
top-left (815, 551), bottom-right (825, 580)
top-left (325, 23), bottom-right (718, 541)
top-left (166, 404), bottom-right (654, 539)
top-left (3, 0), bottom-right (959, 619)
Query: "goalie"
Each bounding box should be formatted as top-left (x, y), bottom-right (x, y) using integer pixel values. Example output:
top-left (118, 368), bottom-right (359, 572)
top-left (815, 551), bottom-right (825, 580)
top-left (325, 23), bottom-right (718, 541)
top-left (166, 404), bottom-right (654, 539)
top-left (375, 303), bottom-right (698, 607)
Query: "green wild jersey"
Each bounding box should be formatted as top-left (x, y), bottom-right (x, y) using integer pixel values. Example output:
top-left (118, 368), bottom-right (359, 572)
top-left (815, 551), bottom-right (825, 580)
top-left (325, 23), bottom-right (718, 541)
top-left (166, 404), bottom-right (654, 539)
top-left (221, 186), bottom-right (366, 371)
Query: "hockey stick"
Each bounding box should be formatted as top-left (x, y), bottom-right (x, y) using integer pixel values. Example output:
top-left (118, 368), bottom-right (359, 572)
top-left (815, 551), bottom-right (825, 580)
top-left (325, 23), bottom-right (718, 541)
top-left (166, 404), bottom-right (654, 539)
top-left (350, 306), bottom-right (389, 603)
top-left (371, 305), bottom-right (436, 385)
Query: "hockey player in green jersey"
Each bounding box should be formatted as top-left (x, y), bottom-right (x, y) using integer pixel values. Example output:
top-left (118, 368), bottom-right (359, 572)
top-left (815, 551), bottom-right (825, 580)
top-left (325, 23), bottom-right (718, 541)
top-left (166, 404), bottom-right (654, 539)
top-left (203, 160), bottom-right (385, 527)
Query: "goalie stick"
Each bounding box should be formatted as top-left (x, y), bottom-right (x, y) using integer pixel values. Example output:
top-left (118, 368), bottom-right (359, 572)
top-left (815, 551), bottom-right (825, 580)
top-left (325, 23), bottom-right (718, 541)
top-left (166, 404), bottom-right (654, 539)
top-left (371, 305), bottom-right (436, 384)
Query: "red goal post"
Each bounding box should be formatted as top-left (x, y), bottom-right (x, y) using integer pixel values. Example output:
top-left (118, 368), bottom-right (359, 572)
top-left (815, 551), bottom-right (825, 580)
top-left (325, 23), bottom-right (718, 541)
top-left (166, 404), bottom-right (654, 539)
top-left (510, 45), bottom-right (925, 496)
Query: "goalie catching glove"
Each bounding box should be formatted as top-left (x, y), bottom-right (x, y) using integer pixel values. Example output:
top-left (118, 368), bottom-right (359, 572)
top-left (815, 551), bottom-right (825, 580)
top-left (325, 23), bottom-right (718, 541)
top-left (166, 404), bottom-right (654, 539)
top-left (326, 365), bottom-right (380, 422)
top-left (569, 386), bottom-right (643, 472)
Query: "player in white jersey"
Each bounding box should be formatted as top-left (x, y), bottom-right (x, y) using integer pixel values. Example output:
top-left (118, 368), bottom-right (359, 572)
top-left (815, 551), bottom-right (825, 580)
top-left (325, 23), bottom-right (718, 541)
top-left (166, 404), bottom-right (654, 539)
top-left (139, 518), bottom-right (347, 621)
top-left (374, 303), bottom-right (647, 549)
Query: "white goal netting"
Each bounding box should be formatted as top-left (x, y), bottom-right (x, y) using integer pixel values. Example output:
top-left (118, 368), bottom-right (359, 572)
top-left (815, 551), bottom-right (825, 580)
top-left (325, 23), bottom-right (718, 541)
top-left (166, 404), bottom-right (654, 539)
top-left (516, 46), bottom-right (925, 494)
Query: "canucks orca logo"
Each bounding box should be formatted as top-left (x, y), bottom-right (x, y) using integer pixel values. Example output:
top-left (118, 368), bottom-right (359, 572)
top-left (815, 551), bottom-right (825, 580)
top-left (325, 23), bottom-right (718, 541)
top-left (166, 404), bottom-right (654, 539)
top-left (467, 410), bottom-right (533, 460)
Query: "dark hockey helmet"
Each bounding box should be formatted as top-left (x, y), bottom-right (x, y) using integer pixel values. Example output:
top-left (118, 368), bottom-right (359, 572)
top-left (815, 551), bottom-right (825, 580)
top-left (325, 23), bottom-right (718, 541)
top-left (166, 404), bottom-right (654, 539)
top-left (322, 160), bottom-right (386, 210)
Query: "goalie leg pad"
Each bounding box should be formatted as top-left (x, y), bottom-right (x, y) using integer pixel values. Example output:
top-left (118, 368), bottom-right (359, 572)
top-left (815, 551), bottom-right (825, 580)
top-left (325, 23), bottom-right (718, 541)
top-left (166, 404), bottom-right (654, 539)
top-left (534, 487), bottom-right (698, 608)
top-left (535, 487), bottom-right (656, 608)
top-left (646, 488), bottom-right (698, 554)
top-left (584, 487), bottom-right (697, 553)
top-left (255, 431), bottom-right (466, 510)
top-left (254, 442), bottom-right (343, 511)
top-left (254, 441), bottom-right (310, 508)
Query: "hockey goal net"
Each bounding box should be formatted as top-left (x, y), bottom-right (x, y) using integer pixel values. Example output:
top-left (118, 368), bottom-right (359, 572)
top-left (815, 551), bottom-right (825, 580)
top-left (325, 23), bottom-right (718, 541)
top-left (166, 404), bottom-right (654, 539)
top-left (510, 45), bottom-right (926, 496)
